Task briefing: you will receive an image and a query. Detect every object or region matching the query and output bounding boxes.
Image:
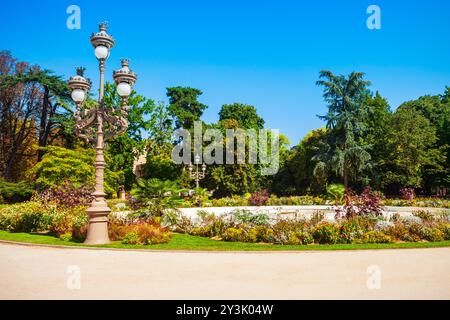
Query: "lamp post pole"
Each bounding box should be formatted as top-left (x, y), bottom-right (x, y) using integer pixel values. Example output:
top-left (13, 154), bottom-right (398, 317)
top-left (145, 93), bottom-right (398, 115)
top-left (188, 154), bottom-right (206, 189)
top-left (67, 22), bottom-right (137, 244)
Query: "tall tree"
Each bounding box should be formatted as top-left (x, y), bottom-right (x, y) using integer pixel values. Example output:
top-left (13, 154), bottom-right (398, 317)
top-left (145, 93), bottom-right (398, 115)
top-left (363, 92), bottom-right (392, 189)
top-left (394, 92), bottom-right (449, 191)
top-left (219, 103), bottom-right (265, 129)
top-left (379, 107), bottom-right (445, 193)
top-left (166, 86), bottom-right (207, 130)
top-left (0, 51), bottom-right (40, 180)
top-left (272, 128), bottom-right (328, 195)
top-left (26, 69), bottom-right (72, 160)
top-left (313, 70), bottom-right (372, 192)
top-left (147, 101), bottom-right (173, 147)
top-left (103, 83), bottom-right (155, 190)
top-left (0, 51), bottom-right (73, 181)
top-left (204, 104), bottom-right (268, 196)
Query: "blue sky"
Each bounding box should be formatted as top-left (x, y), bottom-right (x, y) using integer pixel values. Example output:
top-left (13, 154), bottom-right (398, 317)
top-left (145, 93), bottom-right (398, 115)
top-left (1, 0), bottom-right (449, 145)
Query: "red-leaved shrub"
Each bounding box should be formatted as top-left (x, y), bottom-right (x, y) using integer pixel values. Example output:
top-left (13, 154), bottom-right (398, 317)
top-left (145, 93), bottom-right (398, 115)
top-left (249, 189), bottom-right (269, 206)
top-left (40, 182), bottom-right (94, 207)
top-left (336, 187), bottom-right (384, 219)
top-left (400, 188), bottom-right (415, 201)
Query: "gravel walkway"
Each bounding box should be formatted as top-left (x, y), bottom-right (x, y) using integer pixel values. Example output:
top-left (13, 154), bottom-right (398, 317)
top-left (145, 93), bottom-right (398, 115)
top-left (0, 243), bottom-right (449, 299)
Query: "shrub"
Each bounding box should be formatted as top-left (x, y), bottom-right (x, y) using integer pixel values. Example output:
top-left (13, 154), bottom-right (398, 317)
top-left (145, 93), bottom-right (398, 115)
top-left (310, 210), bottom-right (325, 225)
top-left (400, 188), bottom-right (415, 201)
top-left (191, 226), bottom-right (213, 237)
top-left (0, 200), bottom-right (88, 238)
top-left (135, 222), bottom-right (171, 244)
top-left (385, 224), bottom-right (420, 242)
top-left (375, 220), bottom-right (394, 231)
top-left (72, 215), bottom-right (88, 241)
top-left (39, 182), bottom-right (94, 207)
top-left (326, 183), bottom-right (345, 203)
top-left (339, 219), bottom-right (364, 244)
top-left (359, 231), bottom-right (392, 244)
top-left (192, 188), bottom-right (210, 207)
top-left (286, 230), bottom-right (314, 245)
top-left (419, 227), bottom-right (445, 242)
top-left (272, 220), bottom-right (296, 244)
top-left (337, 187), bottom-right (384, 219)
top-left (211, 195), bottom-right (249, 207)
top-left (312, 223), bottom-right (340, 244)
top-left (412, 210), bottom-right (435, 223)
top-left (438, 224), bottom-right (450, 240)
top-left (59, 232), bottom-right (73, 242)
top-left (246, 228), bottom-right (259, 243)
top-left (0, 201), bottom-right (52, 232)
top-left (231, 209), bottom-right (270, 226)
top-left (0, 180), bottom-right (33, 204)
top-left (266, 195), bottom-right (326, 206)
top-left (252, 226), bottom-right (275, 243)
top-left (249, 189), bottom-right (269, 206)
top-left (108, 217), bottom-right (171, 245)
top-left (172, 216), bottom-right (194, 234)
top-left (30, 146), bottom-right (119, 198)
top-left (222, 227), bottom-right (247, 242)
top-left (131, 178), bottom-right (185, 215)
top-left (122, 232), bottom-right (140, 245)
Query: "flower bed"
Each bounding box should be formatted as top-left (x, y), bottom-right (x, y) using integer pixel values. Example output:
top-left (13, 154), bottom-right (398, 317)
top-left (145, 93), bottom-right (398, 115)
top-left (166, 209), bottom-right (450, 245)
top-left (0, 200), bottom-right (171, 245)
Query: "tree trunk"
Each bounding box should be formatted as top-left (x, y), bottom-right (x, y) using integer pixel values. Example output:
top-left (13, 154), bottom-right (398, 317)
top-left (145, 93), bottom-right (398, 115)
top-left (343, 162), bottom-right (349, 206)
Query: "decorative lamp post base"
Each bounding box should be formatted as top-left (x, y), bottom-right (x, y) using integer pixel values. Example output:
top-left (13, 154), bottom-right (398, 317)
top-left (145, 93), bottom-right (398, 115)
top-left (84, 201), bottom-right (111, 245)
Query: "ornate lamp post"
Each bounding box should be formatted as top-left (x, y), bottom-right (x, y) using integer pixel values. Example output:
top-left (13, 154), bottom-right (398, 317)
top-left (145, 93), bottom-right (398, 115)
top-left (188, 154), bottom-right (206, 189)
top-left (67, 22), bottom-right (137, 244)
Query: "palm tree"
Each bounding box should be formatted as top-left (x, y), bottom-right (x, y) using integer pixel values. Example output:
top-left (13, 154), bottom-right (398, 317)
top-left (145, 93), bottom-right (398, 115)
top-left (131, 178), bottom-right (186, 216)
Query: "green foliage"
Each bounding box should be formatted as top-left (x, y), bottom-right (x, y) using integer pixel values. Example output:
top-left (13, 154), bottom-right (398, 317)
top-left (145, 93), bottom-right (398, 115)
top-left (0, 180), bottom-right (33, 203)
top-left (31, 146), bottom-right (120, 197)
top-left (147, 101), bottom-right (174, 146)
top-left (108, 218), bottom-right (171, 245)
top-left (312, 222), bottom-right (341, 244)
top-left (104, 83), bottom-right (156, 190)
top-left (122, 232), bottom-right (140, 244)
top-left (272, 128), bottom-right (328, 195)
top-left (379, 107), bottom-right (444, 192)
top-left (0, 200), bottom-right (87, 238)
top-left (131, 178), bottom-right (185, 216)
top-left (314, 71), bottom-right (372, 190)
top-left (192, 187), bottom-right (210, 207)
top-left (222, 227), bottom-right (247, 242)
top-left (31, 146), bottom-right (94, 190)
top-left (359, 231), bottom-right (393, 244)
top-left (208, 164), bottom-right (259, 197)
top-left (396, 94), bottom-right (450, 190)
top-left (219, 103), bottom-right (265, 129)
top-left (231, 209), bottom-right (270, 226)
top-left (326, 183), bottom-right (345, 203)
top-left (145, 141), bottom-right (180, 181)
top-left (339, 218), bottom-right (365, 243)
top-left (412, 210), bottom-right (435, 223)
top-left (167, 86), bottom-right (208, 129)
top-left (419, 227), bottom-right (445, 242)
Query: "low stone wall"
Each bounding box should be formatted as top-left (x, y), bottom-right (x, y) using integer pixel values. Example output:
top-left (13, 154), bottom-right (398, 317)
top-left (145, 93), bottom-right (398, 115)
top-left (177, 205), bottom-right (449, 222)
top-left (113, 206), bottom-right (449, 222)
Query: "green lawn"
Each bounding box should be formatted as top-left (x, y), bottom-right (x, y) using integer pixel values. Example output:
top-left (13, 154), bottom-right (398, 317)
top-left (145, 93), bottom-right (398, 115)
top-left (1, 230), bottom-right (450, 251)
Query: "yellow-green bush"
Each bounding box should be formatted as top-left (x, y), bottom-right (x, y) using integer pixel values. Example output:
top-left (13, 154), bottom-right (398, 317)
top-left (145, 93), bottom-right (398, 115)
top-left (0, 201), bottom-right (88, 239)
top-left (359, 231), bottom-right (393, 244)
top-left (222, 227), bottom-right (247, 242)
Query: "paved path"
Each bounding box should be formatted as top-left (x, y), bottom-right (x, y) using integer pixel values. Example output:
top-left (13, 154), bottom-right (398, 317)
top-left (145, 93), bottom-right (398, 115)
top-left (0, 243), bottom-right (449, 299)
